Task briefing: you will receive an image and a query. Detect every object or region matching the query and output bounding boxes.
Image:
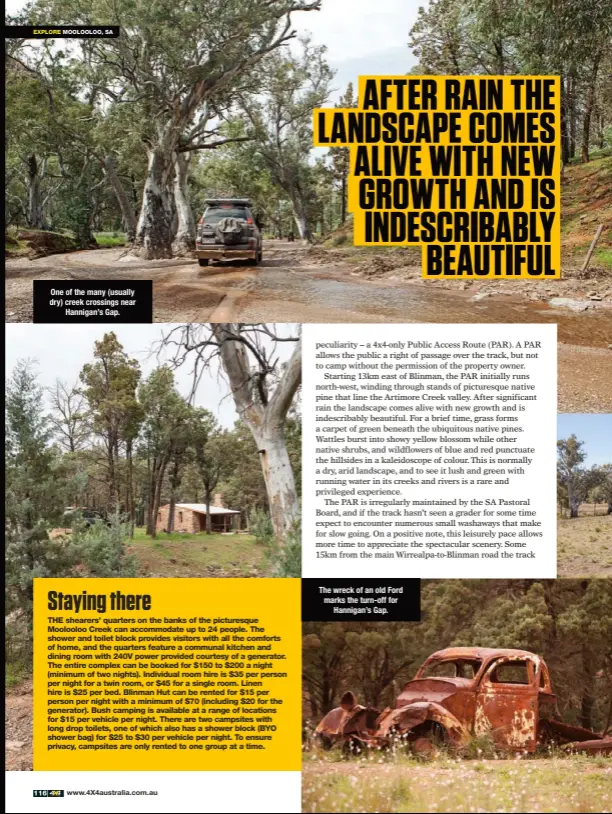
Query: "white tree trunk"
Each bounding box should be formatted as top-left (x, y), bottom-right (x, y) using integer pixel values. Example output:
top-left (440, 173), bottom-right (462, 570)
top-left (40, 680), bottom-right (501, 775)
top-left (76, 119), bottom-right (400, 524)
top-left (172, 152), bottom-right (196, 256)
top-left (133, 146), bottom-right (175, 259)
top-left (211, 324), bottom-right (302, 545)
top-left (567, 478), bottom-right (579, 519)
top-left (291, 192), bottom-right (313, 243)
top-left (103, 155), bottom-right (137, 243)
top-left (254, 426), bottom-right (299, 539)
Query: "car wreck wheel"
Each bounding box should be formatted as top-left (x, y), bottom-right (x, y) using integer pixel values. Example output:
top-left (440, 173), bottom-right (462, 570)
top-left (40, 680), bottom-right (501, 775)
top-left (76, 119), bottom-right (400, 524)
top-left (316, 733), bottom-right (334, 751)
top-left (407, 722), bottom-right (449, 759)
top-left (412, 737), bottom-right (438, 759)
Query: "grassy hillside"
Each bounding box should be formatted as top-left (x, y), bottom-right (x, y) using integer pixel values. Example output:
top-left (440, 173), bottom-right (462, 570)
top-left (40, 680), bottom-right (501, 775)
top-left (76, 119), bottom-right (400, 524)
top-left (5, 228), bottom-right (126, 258)
top-left (561, 155), bottom-right (612, 269)
top-left (5, 228), bottom-right (79, 258)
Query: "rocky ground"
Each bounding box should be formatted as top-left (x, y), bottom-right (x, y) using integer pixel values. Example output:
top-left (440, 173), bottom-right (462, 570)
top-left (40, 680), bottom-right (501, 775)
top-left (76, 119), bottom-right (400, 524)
top-left (309, 243), bottom-right (612, 305)
top-left (5, 681), bottom-right (33, 771)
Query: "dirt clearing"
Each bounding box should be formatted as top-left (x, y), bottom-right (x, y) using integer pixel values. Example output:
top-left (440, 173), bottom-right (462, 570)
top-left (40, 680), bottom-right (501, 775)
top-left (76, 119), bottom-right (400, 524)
top-left (558, 511), bottom-right (612, 577)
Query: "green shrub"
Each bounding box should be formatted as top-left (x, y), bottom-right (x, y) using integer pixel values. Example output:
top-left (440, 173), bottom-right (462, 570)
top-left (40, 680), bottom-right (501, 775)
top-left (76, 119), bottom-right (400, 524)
top-left (71, 515), bottom-right (136, 577)
top-left (249, 508), bottom-right (275, 547)
top-left (273, 519), bottom-right (302, 577)
top-left (263, 517), bottom-right (301, 577)
top-left (94, 232), bottom-right (127, 247)
top-left (5, 611), bottom-right (32, 683)
top-left (459, 732), bottom-right (498, 760)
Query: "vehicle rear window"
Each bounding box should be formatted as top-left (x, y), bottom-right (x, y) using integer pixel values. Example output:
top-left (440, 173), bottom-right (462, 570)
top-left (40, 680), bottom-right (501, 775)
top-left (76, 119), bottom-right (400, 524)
top-left (422, 659), bottom-right (482, 679)
top-left (203, 207), bottom-right (249, 224)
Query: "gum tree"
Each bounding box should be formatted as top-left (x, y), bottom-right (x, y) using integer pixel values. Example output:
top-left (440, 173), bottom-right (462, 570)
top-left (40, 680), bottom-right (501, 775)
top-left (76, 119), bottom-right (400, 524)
top-left (159, 323), bottom-right (301, 544)
top-left (5, 361), bottom-right (75, 621)
top-left (34, 0), bottom-right (322, 257)
top-left (236, 40), bottom-right (333, 241)
top-left (138, 367), bottom-right (190, 537)
top-left (556, 435), bottom-right (599, 518)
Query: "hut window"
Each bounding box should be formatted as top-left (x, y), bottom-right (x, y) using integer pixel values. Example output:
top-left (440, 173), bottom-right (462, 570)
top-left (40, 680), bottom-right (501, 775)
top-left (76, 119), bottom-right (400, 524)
top-left (178, 511), bottom-right (183, 522)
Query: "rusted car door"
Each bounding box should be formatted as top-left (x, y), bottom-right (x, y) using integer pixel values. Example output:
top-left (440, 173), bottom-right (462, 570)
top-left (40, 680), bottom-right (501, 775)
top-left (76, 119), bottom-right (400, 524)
top-left (474, 657), bottom-right (539, 751)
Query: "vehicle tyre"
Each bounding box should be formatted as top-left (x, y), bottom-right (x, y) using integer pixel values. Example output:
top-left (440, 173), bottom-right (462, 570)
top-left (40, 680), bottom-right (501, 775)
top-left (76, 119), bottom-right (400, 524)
top-left (317, 734), bottom-right (334, 751)
top-left (198, 258), bottom-right (209, 267)
top-left (411, 737), bottom-right (437, 760)
top-left (409, 722), bottom-right (447, 759)
top-left (249, 254), bottom-right (259, 266)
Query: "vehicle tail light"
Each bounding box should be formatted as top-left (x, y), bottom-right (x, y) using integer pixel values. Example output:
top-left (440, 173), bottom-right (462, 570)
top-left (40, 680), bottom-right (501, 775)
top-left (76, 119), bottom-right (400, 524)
top-left (247, 217), bottom-right (253, 224)
top-left (199, 217), bottom-right (204, 224)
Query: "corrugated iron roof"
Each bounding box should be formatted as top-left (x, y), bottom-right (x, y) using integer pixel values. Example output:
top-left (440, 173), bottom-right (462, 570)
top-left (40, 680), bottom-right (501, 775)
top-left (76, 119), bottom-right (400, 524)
top-left (175, 503), bottom-right (240, 515)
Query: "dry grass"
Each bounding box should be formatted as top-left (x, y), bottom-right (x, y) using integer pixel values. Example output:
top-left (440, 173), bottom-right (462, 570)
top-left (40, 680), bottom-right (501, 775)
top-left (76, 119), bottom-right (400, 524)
top-left (126, 527), bottom-right (272, 577)
top-left (302, 753), bottom-right (612, 813)
top-left (558, 507), bottom-right (612, 577)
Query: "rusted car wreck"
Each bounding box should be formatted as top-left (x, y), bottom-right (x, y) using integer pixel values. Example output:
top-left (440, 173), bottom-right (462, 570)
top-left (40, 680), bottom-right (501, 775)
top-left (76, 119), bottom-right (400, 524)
top-left (315, 647), bottom-right (612, 756)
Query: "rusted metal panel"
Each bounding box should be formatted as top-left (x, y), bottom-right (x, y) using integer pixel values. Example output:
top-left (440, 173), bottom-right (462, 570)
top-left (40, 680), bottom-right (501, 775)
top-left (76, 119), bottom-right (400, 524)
top-left (376, 701), bottom-right (470, 745)
top-left (396, 678), bottom-right (475, 725)
top-left (314, 691), bottom-right (378, 748)
top-left (416, 647), bottom-right (539, 672)
top-left (314, 704), bottom-right (365, 744)
top-left (563, 737), bottom-right (612, 755)
top-left (342, 706), bottom-right (381, 736)
top-left (474, 655), bottom-right (539, 751)
top-left (545, 719), bottom-right (605, 743)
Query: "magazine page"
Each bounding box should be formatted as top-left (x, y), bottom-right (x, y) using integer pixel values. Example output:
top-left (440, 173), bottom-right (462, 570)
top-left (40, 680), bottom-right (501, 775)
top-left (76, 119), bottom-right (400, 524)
top-left (4, 1), bottom-right (611, 812)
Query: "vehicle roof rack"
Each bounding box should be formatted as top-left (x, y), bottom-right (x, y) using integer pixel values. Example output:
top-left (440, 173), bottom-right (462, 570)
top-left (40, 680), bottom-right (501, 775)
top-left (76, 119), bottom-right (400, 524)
top-left (204, 197), bottom-right (252, 206)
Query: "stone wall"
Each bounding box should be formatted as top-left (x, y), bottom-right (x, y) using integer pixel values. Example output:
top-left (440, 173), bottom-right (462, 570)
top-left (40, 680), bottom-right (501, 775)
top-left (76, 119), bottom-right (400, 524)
top-left (156, 503), bottom-right (238, 533)
top-left (156, 504), bottom-right (200, 533)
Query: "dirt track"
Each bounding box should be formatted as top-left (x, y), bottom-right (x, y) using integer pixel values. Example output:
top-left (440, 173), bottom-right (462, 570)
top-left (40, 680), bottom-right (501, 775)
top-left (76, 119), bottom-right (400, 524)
top-left (5, 240), bottom-right (612, 411)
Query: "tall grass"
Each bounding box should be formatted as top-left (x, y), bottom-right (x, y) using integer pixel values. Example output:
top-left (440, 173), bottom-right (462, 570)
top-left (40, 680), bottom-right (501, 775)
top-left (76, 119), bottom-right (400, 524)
top-left (302, 754), bottom-right (612, 813)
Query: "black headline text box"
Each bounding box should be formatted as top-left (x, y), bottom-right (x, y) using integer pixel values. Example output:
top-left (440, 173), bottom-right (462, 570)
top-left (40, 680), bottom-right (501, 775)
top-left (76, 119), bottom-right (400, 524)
top-left (5, 26), bottom-right (120, 38)
top-left (33, 281), bottom-right (152, 323)
top-left (302, 579), bottom-right (420, 622)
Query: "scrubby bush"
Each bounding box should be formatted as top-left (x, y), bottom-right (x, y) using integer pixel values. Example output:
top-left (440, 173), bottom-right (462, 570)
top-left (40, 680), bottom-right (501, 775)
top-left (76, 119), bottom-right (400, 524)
top-left (71, 515), bottom-right (136, 577)
top-left (264, 517), bottom-right (301, 578)
top-left (249, 508), bottom-right (275, 547)
top-left (460, 732), bottom-right (498, 760)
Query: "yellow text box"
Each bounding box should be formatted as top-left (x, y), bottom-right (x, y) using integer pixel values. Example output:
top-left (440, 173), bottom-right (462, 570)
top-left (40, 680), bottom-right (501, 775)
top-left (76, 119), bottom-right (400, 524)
top-left (34, 578), bottom-right (301, 771)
